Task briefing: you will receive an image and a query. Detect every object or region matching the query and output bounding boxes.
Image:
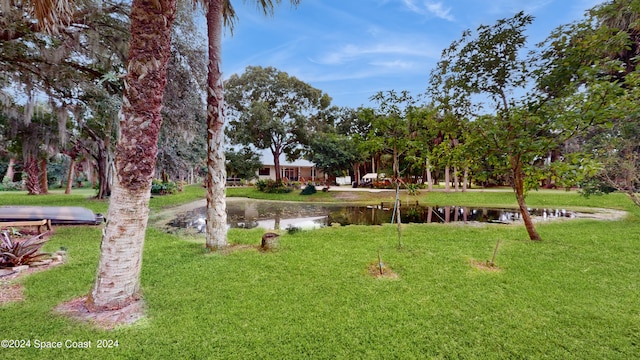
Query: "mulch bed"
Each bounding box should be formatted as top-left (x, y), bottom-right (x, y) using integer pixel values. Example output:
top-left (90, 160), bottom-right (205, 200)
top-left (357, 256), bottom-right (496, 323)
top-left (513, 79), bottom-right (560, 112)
top-left (367, 262), bottom-right (400, 279)
top-left (469, 259), bottom-right (502, 272)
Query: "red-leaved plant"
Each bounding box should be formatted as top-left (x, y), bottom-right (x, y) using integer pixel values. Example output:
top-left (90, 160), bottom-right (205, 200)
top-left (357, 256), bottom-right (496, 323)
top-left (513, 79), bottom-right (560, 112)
top-left (0, 230), bottom-right (49, 268)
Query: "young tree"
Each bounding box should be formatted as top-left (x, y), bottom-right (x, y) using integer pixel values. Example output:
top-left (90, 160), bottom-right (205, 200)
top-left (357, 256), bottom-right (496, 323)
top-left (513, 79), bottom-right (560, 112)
top-left (369, 90), bottom-right (418, 182)
top-left (307, 133), bottom-right (358, 180)
top-left (430, 12), bottom-right (544, 240)
top-left (225, 65), bottom-right (331, 183)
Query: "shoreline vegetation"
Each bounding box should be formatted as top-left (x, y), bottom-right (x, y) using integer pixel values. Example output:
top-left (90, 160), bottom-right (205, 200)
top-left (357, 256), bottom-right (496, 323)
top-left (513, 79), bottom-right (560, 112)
top-left (1, 185), bottom-right (638, 358)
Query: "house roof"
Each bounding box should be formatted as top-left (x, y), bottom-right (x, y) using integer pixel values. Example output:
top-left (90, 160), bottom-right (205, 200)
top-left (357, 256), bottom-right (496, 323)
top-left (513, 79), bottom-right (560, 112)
top-left (259, 149), bottom-right (316, 167)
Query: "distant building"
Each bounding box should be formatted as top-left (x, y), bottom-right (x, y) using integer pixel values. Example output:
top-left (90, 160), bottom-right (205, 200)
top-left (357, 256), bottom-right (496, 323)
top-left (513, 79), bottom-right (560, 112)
top-left (257, 151), bottom-right (324, 183)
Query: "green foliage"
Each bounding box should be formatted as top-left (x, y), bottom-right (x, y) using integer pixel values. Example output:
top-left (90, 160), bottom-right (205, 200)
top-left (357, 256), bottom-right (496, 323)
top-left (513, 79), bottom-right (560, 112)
top-left (300, 183), bottom-right (317, 195)
top-left (225, 147), bottom-right (262, 180)
top-left (0, 231), bottom-right (49, 268)
top-left (0, 180), bottom-right (23, 191)
top-left (406, 183), bottom-right (420, 195)
top-left (1, 192), bottom-right (639, 358)
top-left (307, 133), bottom-right (358, 177)
top-left (534, 0), bottom-right (640, 206)
top-left (225, 66), bottom-right (331, 181)
top-left (286, 225), bottom-right (302, 234)
top-left (151, 178), bottom-right (179, 195)
top-left (369, 90), bottom-right (418, 179)
top-left (255, 179), bottom-right (292, 194)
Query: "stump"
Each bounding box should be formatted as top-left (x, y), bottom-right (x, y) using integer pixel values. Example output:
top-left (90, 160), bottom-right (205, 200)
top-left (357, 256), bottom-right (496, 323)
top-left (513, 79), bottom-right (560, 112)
top-left (261, 232), bottom-right (280, 251)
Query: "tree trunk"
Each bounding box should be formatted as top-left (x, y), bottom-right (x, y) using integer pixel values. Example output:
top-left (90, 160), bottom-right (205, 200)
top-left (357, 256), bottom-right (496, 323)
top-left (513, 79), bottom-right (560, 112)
top-left (426, 157), bottom-right (433, 191)
top-left (95, 141), bottom-right (111, 199)
top-left (87, 0), bottom-right (177, 311)
top-left (40, 158), bottom-right (49, 194)
top-left (2, 158), bottom-right (15, 182)
top-left (444, 165), bottom-right (451, 192)
top-left (395, 183), bottom-right (402, 247)
top-left (25, 158), bottom-right (41, 195)
top-left (83, 125), bottom-right (112, 199)
top-left (273, 148), bottom-right (282, 182)
top-left (462, 167), bottom-right (469, 192)
top-left (65, 159), bottom-right (75, 194)
top-left (453, 166), bottom-right (459, 192)
top-left (511, 156), bottom-right (541, 241)
top-left (204, 0), bottom-right (228, 250)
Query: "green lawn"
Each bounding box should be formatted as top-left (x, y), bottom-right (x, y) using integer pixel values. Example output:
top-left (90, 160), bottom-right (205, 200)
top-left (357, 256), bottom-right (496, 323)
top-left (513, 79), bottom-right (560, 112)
top-left (1, 186), bottom-right (639, 359)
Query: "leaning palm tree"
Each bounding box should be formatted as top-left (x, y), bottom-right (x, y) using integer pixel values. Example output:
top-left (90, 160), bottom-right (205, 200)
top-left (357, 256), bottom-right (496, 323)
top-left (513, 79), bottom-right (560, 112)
top-left (199, 0), bottom-right (300, 250)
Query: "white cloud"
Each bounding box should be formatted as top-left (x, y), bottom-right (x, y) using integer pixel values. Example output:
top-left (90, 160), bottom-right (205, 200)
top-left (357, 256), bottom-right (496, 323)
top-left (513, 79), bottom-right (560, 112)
top-left (482, 0), bottom-right (553, 16)
top-left (369, 60), bottom-right (419, 70)
top-left (425, 2), bottom-right (454, 21)
top-left (401, 0), bottom-right (454, 21)
top-left (313, 42), bottom-right (438, 66)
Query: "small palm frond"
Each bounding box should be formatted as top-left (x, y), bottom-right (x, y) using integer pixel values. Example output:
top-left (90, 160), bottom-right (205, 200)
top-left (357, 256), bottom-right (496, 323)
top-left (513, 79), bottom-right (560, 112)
top-left (30, 0), bottom-right (74, 34)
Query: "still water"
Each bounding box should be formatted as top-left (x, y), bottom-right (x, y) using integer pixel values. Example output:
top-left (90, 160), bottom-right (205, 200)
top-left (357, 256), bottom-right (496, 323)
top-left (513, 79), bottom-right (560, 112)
top-left (166, 199), bottom-right (576, 233)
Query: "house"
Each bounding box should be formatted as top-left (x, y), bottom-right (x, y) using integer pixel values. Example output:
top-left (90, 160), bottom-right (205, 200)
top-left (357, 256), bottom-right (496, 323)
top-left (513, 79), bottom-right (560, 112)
top-left (257, 150), bottom-right (324, 183)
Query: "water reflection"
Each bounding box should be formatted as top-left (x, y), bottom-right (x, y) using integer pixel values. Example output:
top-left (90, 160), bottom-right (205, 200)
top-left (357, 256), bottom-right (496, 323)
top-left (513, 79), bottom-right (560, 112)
top-left (166, 199), bottom-right (576, 233)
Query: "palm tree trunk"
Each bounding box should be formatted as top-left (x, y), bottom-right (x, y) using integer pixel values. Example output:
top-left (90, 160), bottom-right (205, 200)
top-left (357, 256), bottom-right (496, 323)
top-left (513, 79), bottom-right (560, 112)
top-left (25, 158), bottom-right (41, 195)
top-left (205, 0), bottom-right (228, 250)
top-left (87, 0), bottom-right (177, 311)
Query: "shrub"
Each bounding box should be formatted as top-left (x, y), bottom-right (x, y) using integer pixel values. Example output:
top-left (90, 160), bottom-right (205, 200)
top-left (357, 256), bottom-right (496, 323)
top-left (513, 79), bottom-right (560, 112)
top-left (255, 179), bottom-right (292, 194)
top-left (406, 183), bottom-right (420, 196)
top-left (286, 225), bottom-right (302, 234)
top-left (151, 178), bottom-right (179, 195)
top-left (0, 180), bottom-right (24, 191)
top-left (0, 231), bottom-right (49, 268)
top-left (300, 183), bottom-right (317, 195)
top-left (373, 180), bottom-right (394, 189)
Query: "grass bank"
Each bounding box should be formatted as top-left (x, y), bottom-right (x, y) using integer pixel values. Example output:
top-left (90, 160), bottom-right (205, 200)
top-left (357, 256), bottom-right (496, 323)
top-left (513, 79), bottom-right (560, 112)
top-left (227, 185), bottom-right (635, 212)
top-left (1, 186), bottom-right (638, 358)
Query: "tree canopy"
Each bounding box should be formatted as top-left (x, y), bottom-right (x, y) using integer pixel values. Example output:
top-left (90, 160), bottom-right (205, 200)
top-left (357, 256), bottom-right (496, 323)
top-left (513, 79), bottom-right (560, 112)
top-left (225, 65), bottom-right (331, 182)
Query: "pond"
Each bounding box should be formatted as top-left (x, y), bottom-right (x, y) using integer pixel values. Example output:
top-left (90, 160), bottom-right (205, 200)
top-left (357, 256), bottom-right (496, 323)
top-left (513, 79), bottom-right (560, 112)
top-left (163, 198), bottom-right (584, 233)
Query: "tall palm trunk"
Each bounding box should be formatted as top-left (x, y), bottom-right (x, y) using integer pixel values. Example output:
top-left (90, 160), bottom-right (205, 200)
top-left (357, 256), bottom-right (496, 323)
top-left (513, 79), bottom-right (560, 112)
top-left (510, 155), bottom-right (541, 241)
top-left (204, 0), bottom-right (228, 250)
top-left (87, 0), bottom-right (177, 311)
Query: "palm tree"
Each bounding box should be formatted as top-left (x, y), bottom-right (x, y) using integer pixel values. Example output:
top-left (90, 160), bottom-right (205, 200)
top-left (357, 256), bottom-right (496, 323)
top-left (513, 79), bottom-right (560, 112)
top-left (199, 0), bottom-right (300, 250)
top-left (86, 0), bottom-right (178, 310)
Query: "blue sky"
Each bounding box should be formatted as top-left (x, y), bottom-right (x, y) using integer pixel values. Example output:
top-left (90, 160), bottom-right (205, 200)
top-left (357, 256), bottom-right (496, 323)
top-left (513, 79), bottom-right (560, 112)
top-left (219, 0), bottom-right (603, 109)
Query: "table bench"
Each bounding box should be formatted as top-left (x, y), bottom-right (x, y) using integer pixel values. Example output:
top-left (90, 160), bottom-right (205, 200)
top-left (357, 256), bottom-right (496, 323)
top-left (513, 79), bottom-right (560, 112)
top-left (0, 219), bottom-right (52, 233)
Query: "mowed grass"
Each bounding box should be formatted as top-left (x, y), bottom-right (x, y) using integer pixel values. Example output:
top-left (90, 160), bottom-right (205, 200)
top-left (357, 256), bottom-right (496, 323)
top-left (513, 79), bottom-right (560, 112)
top-left (1, 186), bottom-right (639, 359)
